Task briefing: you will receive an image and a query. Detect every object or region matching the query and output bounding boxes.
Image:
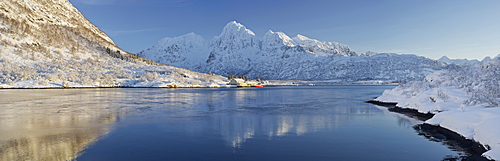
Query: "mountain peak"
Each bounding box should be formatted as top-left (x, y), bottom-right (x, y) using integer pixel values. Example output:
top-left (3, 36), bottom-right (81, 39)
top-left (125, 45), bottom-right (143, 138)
top-left (226, 21), bottom-right (242, 27)
top-left (264, 30), bottom-right (275, 36)
top-left (220, 21), bottom-right (255, 36)
top-left (438, 56), bottom-right (451, 61)
top-left (292, 34), bottom-right (322, 46)
top-left (263, 30), bottom-right (294, 47)
top-left (211, 21), bottom-right (257, 49)
top-left (294, 34), bottom-right (312, 41)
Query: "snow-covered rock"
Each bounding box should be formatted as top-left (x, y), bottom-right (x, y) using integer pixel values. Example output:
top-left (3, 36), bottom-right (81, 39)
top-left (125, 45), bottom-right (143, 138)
top-left (0, 0), bottom-right (229, 88)
top-left (138, 21), bottom-right (449, 81)
top-left (376, 55), bottom-right (500, 160)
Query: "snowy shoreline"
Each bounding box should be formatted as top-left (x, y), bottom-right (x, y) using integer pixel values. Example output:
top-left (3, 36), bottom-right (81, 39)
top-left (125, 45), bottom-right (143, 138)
top-left (365, 100), bottom-right (434, 121)
top-left (372, 56), bottom-right (500, 160)
top-left (367, 100), bottom-right (490, 155)
top-left (369, 98), bottom-right (499, 160)
top-left (369, 100), bottom-right (490, 160)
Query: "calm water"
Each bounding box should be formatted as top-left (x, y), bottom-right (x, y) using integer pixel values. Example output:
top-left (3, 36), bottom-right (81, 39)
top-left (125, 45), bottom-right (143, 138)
top-left (0, 86), bottom-right (464, 160)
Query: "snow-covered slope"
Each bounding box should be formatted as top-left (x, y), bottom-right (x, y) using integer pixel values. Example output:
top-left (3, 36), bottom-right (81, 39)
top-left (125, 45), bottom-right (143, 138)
top-left (376, 55), bottom-right (500, 160)
top-left (377, 55), bottom-right (500, 110)
top-left (0, 0), bottom-right (229, 88)
top-left (138, 21), bottom-right (448, 81)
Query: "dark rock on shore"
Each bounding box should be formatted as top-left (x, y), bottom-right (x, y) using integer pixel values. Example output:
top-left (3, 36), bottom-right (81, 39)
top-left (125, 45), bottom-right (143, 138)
top-left (365, 100), bottom-right (397, 107)
top-left (416, 124), bottom-right (489, 161)
top-left (365, 100), bottom-right (434, 121)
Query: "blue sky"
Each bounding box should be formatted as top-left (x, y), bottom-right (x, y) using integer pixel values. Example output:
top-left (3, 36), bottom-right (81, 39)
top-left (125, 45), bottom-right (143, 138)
top-left (70, 0), bottom-right (500, 60)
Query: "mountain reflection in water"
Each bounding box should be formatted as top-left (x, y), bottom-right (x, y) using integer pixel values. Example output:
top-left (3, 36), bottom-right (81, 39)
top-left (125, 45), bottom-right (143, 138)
top-left (1, 86), bottom-right (460, 161)
top-left (0, 89), bottom-right (118, 161)
top-left (134, 87), bottom-right (383, 148)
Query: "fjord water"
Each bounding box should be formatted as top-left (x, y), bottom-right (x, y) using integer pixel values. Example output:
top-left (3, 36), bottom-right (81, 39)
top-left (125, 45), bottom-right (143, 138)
top-left (0, 86), bottom-right (462, 160)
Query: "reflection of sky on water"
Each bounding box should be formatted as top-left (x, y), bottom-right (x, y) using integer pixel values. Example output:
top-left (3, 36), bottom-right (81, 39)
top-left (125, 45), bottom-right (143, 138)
top-left (0, 86), bottom-right (403, 159)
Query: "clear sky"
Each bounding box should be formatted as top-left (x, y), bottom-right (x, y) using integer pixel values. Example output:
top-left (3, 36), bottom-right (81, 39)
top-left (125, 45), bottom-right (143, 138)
top-left (69, 0), bottom-right (500, 60)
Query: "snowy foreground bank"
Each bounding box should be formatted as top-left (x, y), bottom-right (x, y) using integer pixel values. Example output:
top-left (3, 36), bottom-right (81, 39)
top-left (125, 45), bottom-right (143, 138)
top-left (375, 56), bottom-right (500, 160)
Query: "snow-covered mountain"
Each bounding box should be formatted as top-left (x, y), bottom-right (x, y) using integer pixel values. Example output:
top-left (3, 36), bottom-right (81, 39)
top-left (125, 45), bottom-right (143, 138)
top-left (0, 0), bottom-right (228, 88)
top-left (437, 56), bottom-right (481, 66)
top-left (139, 21), bottom-right (448, 81)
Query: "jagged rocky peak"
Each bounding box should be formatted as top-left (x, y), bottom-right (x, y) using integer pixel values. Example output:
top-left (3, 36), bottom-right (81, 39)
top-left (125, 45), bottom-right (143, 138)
top-left (292, 34), bottom-right (357, 57)
top-left (262, 30), bottom-right (295, 48)
top-left (211, 21), bottom-right (258, 49)
top-left (292, 34), bottom-right (313, 42)
top-left (220, 21), bottom-right (256, 36)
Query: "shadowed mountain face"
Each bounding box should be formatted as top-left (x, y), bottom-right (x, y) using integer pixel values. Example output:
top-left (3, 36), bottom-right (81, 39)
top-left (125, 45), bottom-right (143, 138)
top-left (138, 21), bottom-right (449, 81)
top-left (0, 0), bottom-right (228, 88)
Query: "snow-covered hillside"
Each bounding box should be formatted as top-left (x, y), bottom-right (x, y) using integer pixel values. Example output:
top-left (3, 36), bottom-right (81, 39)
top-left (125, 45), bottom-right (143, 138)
top-left (376, 55), bottom-right (500, 160)
top-left (377, 55), bottom-right (499, 111)
top-left (138, 21), bottom-right (449, 81)
top-left (0, 0), bottom-right (229, 88)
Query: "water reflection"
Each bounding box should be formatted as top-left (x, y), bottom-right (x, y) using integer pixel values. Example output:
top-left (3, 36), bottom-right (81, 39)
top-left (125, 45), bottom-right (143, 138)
top-left (0, 89), bottom-right (118, 161)
top-left (0, 86), bottom-right (399, 160)
top-left (212, 114), bottom-right (350, 148)
top-left (372, 105), bottom-right (423, 127)
top-left (156, 87), bottom-right (385, 148)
